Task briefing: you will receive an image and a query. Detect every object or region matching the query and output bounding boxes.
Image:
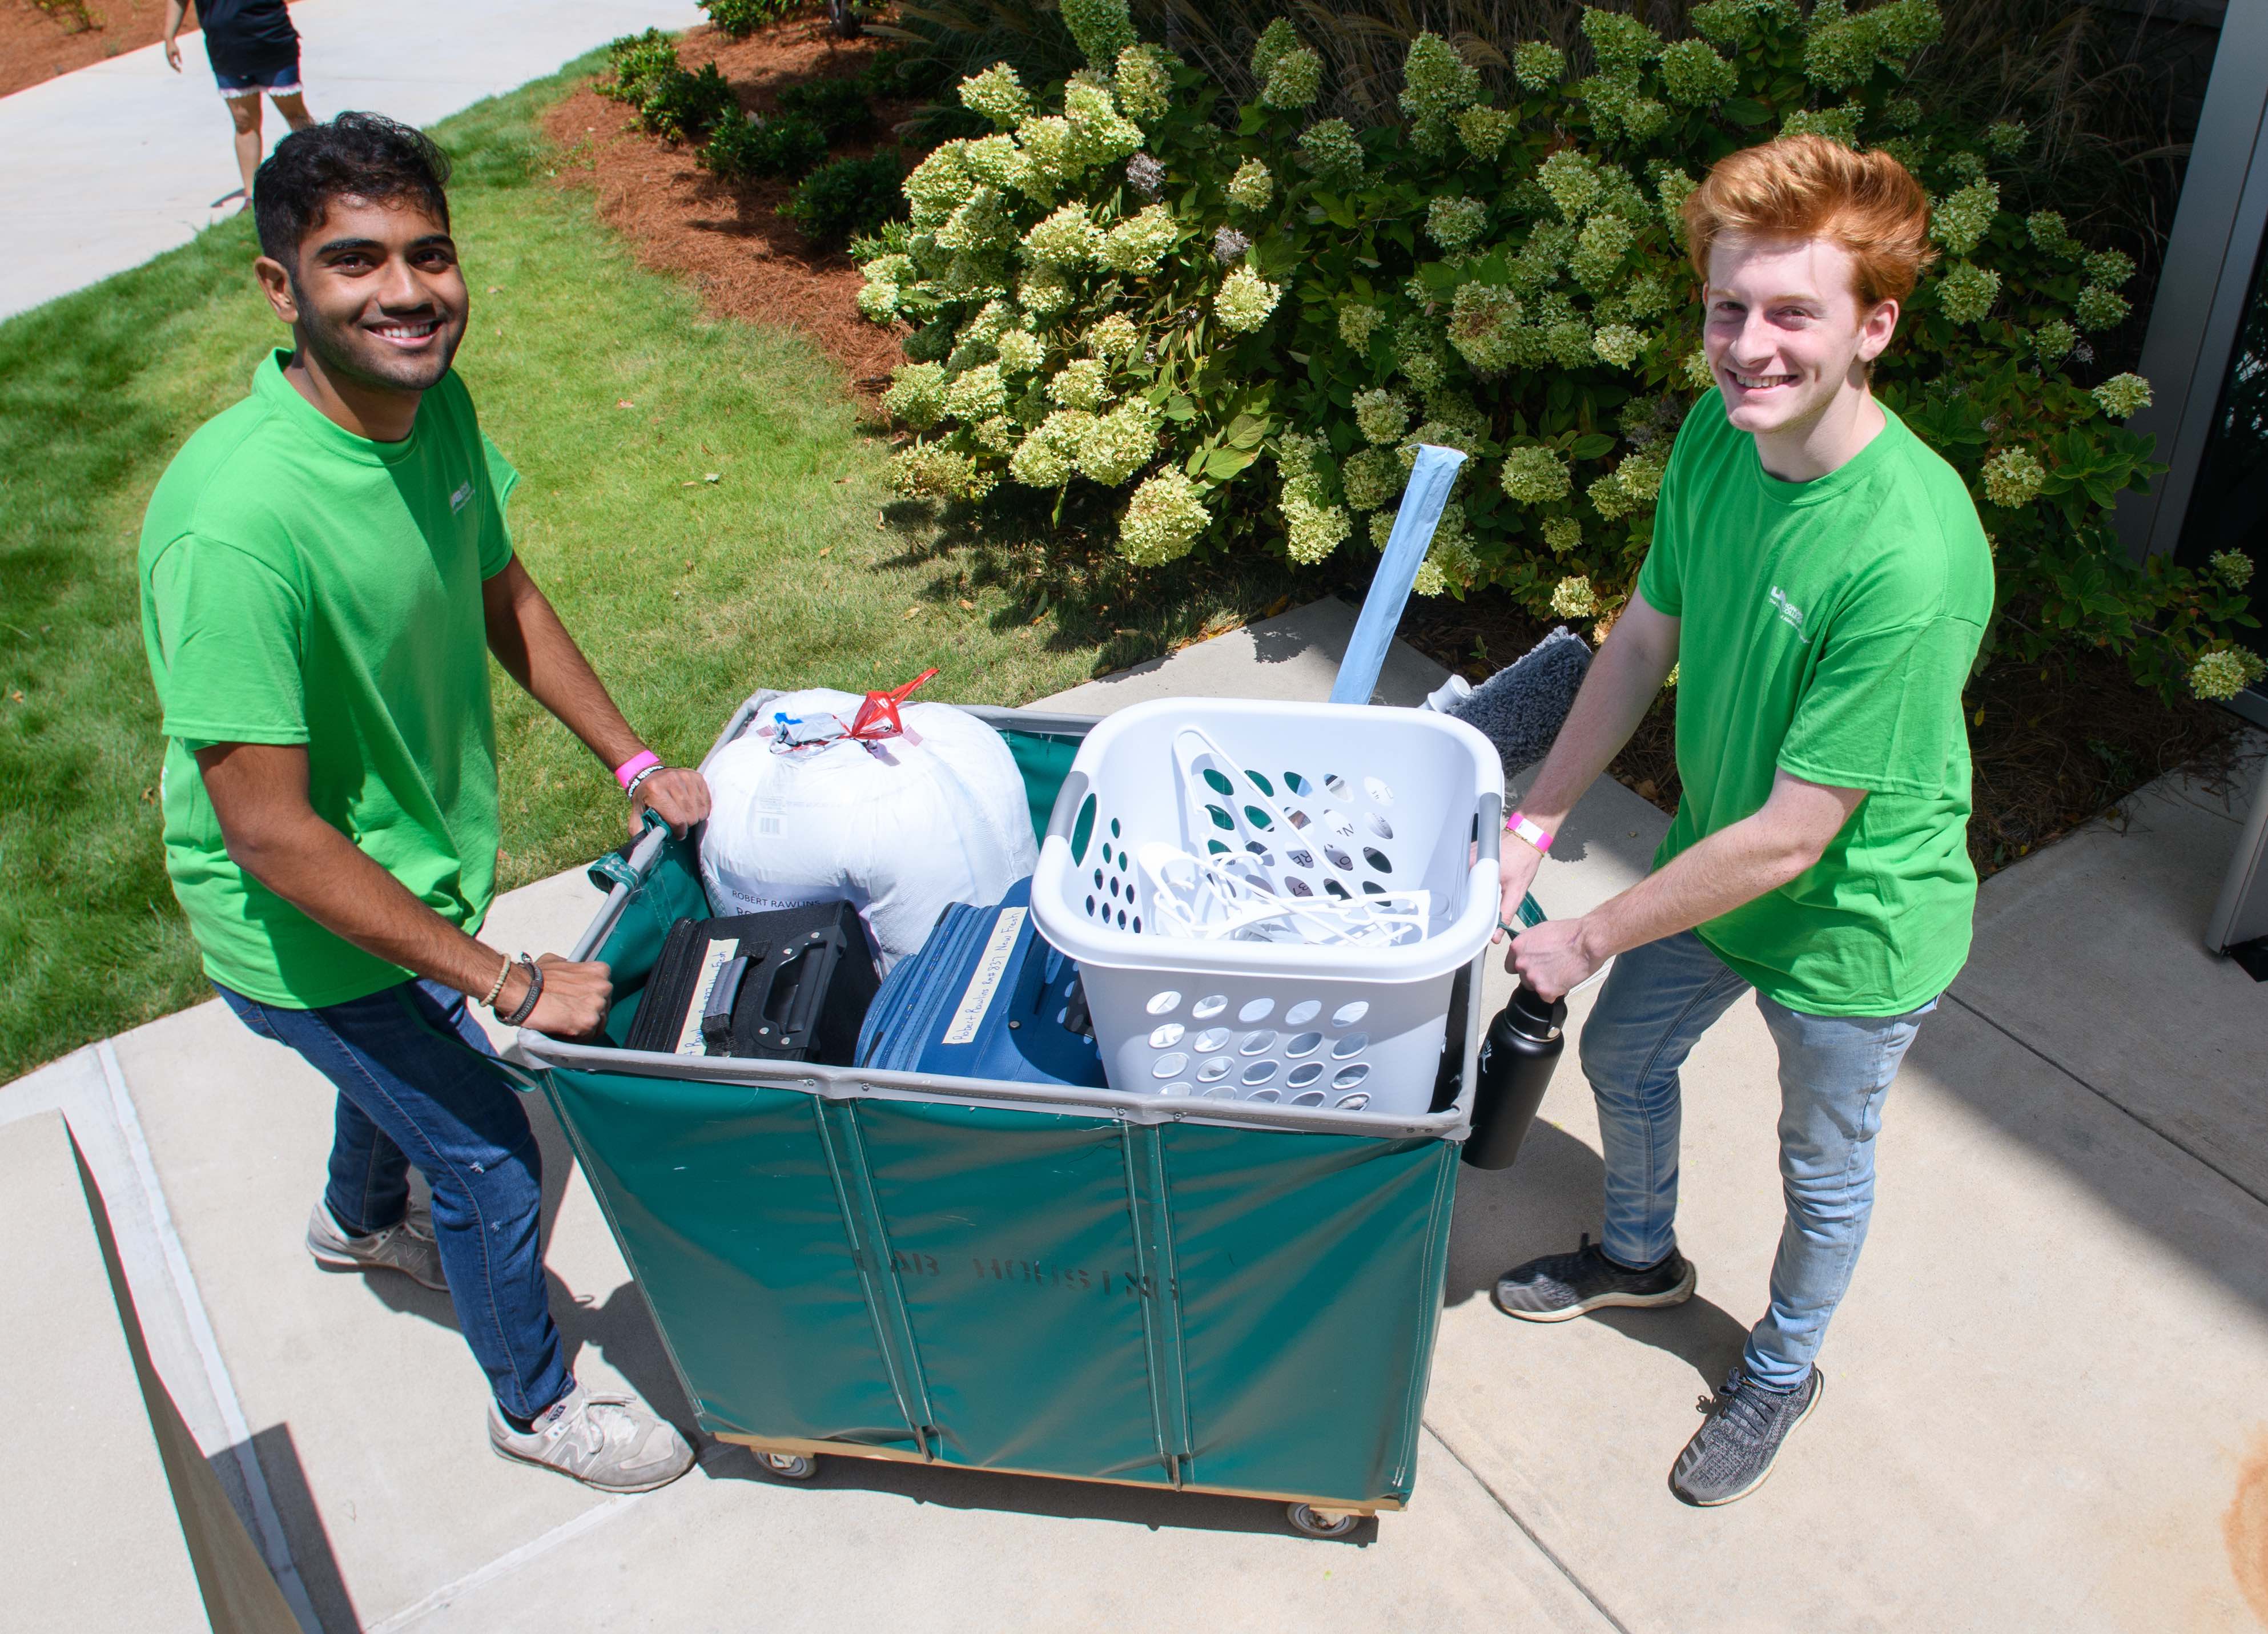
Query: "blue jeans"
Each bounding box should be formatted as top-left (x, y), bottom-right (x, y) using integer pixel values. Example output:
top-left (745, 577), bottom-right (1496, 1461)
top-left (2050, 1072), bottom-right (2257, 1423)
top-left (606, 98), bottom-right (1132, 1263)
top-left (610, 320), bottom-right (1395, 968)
top-left (1578, 930), bottom-right (1936, 1390)
top-left (216, 978), bottom-right (570, 1420)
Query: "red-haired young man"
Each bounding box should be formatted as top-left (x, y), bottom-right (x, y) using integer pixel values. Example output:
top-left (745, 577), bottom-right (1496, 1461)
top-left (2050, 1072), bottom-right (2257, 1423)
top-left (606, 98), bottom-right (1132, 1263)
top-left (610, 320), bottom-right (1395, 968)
top-left (1490, 134), bottom-right (1992, 1506)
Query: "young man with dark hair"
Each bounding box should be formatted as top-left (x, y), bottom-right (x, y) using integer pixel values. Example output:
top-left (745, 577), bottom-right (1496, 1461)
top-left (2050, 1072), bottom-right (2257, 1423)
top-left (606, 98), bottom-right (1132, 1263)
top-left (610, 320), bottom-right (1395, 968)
top-left (139, 112), bottom-right (708, 1492)
top-left (1491, 134), bottom-right (1992, 1506)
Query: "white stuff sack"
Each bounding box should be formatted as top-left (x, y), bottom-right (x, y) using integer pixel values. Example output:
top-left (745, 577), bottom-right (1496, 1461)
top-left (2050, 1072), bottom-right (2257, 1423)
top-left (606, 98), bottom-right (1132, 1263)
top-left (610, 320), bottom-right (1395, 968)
top-left (699, 688), bottom-right (1037, 969)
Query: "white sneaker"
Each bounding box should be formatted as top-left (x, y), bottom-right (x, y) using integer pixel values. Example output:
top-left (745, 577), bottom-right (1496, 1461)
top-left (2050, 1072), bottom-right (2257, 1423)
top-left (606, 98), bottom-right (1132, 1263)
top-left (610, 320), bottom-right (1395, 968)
top-left (488, 1380), bottom-right (695, 1494)
top-left (305, 1198), bottom-right (447, 1291)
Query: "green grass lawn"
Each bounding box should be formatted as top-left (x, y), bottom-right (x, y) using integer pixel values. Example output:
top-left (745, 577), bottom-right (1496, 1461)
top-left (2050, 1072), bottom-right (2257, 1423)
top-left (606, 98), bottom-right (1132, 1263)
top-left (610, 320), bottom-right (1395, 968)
top-left (0, 55), bottom-right (1281, 1082)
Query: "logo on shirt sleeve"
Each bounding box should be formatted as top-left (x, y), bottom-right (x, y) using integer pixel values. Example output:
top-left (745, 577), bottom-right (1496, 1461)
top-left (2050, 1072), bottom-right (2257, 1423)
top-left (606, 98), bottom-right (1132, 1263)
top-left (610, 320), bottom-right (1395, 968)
top-left (449, 479), bottom-right (474, 514)
top-left (1767, 585), bottom-right (1813, 643)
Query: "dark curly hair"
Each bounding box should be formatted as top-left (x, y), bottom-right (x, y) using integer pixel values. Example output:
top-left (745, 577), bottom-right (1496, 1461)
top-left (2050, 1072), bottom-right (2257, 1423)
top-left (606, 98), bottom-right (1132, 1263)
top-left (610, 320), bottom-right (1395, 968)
top-left (253, 112), bottom-right (452, 265)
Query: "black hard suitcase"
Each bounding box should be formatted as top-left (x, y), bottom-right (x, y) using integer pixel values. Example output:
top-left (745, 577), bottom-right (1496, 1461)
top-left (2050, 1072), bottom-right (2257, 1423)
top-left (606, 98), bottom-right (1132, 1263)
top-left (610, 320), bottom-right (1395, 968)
top-left (622, 900), bottom-right (879, 1064)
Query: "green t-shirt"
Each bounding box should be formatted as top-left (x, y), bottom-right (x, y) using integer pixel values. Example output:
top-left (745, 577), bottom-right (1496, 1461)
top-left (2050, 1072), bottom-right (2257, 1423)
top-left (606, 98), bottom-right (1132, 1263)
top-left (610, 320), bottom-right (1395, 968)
top-left (138, 351), bottom-right (518, 1008)
top-left (1636, 389), bottom-right (1993, 1016)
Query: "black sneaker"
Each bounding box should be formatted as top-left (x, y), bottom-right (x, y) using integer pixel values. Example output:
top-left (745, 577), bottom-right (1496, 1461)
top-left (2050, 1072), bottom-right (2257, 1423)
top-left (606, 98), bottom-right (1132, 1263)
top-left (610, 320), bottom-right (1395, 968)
top-left (1670, 1366), bottom-right (1824, 1507)
top-left (1493, 1233), bottom-right (1697, 1322)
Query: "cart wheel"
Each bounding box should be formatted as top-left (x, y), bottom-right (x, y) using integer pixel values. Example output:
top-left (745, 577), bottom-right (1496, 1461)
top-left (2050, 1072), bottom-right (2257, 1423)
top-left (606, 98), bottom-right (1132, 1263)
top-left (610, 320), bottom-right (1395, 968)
top-left (1285, 1502), bottom-right (1361, 1539)
top-left (758, 1452), bottom-right (818, 1482)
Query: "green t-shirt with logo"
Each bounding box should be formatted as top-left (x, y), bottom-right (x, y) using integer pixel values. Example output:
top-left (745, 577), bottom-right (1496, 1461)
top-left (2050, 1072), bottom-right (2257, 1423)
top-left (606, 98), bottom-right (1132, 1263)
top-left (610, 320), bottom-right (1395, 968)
top-left (1636, 389), bottom-right (1993, 1016)
top-left (138, 351), bottom-right (518, 1008)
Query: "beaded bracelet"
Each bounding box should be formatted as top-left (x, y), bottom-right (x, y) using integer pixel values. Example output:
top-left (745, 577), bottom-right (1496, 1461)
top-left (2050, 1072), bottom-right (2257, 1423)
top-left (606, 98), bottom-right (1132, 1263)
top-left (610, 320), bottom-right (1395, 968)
top-left (479, 953), bottom-right (513, 1008)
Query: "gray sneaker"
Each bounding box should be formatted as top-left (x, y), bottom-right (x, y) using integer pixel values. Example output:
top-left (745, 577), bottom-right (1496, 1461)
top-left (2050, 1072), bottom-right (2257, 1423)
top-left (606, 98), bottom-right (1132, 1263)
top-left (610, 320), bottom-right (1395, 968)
top-left (1494, 1233), bottom-right (1696, 1321)
top-left (488, 1380), bottom-right (696, 1494)
top-left (1670, 1366), bottom-right (1824, 1507)
top-left (305, 1198), bottom-right (447, 1292)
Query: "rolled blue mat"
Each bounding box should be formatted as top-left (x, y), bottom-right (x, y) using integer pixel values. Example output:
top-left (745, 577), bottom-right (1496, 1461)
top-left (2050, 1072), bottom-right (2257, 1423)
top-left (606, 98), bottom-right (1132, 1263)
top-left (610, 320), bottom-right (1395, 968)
top-left (1329, 444), bottom-right (1467, 707)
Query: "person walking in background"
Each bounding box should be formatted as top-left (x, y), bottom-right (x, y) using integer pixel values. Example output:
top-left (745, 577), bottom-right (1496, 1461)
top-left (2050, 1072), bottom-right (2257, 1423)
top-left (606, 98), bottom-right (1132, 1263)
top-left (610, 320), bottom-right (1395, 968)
top-left (162, 0), bottom-right (313, 208)
top-left (1490, 134), bottom-right (1991, 1507)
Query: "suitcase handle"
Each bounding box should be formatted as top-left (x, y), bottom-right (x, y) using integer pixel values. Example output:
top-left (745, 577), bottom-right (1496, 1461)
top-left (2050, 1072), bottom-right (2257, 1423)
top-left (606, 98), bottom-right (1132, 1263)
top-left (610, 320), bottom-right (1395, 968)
top-left (739, 925), bottom-right (848, 1049)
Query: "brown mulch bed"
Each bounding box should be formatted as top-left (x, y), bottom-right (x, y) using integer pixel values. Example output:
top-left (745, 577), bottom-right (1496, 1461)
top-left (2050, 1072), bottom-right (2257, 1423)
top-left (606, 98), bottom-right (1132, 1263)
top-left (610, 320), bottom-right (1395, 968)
top-left (1400, 591), bottom-right (2244, 880)
top-left (541, 17), bottom-right (910, 401)
top-left (1, 0), bottom-right (311, 99)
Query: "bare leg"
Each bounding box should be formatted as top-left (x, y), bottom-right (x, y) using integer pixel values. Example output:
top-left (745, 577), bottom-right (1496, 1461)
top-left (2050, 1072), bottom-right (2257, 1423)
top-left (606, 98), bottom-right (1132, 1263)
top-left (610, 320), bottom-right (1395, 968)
top-left (271, 90), bottom-right (314, 133)
top-left (226, 92), bottom-right (263, 204)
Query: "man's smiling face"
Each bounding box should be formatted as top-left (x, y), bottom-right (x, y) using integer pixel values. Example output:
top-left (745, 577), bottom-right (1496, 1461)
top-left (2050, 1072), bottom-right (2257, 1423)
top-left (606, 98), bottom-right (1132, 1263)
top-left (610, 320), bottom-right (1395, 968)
top-left (1702, 233), bottom-right (1894, 444)
top-left (268, 194), bottom-right (468, 396)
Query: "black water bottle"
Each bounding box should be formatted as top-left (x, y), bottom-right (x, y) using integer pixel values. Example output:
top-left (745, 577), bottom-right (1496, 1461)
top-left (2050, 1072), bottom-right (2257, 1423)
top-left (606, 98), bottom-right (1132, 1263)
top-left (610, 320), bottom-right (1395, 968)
top-left (1462, 984), bottom-right (1568, 1170)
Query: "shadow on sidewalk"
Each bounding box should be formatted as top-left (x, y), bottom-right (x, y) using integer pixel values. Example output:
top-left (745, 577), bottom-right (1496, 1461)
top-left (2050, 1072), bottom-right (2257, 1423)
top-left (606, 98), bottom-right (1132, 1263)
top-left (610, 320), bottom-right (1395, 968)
top-left (209, 1422), bottom-right (360, 1634)
top-left (1442, 1122), bottom-right (1751, 1389)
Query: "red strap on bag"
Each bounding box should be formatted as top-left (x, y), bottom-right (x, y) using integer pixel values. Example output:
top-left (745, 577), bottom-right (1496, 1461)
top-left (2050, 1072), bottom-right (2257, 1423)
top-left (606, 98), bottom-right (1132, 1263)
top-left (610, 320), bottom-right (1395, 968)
top-left (847, 667), bottom-right (939, 740)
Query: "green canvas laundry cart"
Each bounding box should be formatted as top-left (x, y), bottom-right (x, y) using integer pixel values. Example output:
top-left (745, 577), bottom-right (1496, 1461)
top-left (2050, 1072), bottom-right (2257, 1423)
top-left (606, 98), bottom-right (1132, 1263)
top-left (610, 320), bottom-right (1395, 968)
top-left (505, 698), bottom-right (1498, 1538)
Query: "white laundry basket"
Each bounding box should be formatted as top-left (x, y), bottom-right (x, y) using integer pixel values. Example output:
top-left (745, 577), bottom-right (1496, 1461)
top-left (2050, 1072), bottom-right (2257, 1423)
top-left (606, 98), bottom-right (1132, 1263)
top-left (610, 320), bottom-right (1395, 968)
top-left (1031, 698), bottom-right (1503, 1116)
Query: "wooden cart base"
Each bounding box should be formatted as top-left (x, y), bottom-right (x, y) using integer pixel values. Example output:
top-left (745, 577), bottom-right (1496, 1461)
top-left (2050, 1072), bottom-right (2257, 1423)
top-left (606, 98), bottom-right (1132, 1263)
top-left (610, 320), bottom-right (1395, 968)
top-left (715, 1431), bottom-right (1398, 1534)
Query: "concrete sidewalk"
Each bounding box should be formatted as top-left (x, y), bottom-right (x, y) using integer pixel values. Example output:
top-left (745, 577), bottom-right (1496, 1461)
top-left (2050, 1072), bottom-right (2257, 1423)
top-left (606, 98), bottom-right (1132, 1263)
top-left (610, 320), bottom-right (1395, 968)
top-left (5, 597), bottom-right (2265, 1631)
top-left (0, 0), bottom-right (701, 323)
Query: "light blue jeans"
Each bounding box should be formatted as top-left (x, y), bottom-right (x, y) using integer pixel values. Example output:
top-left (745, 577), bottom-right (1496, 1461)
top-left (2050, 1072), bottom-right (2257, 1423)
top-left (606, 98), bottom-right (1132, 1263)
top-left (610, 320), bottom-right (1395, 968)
top-left (1579, 929), bottom-right (1936, 1390)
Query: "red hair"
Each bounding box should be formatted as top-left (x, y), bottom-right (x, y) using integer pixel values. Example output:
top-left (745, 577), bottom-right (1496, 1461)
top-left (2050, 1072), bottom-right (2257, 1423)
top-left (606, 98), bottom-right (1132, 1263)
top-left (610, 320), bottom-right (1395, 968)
top-left (1682, 133), bottom-right (1936, 308)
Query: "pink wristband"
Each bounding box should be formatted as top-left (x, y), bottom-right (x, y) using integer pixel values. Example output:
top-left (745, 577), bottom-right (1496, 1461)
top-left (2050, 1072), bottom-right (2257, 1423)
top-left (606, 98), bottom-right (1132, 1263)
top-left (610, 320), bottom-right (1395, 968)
top-left (1504, 810), bottom-right (1554, 854)
top-left (613, 750), bottom-right (661, 791)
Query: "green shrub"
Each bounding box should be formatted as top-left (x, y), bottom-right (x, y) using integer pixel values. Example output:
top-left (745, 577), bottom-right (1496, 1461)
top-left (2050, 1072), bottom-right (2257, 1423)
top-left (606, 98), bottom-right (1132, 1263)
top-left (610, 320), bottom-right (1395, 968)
top-left (636, 61), bottom-right (738, 143)
top-left (783, 152), bottom-right (907, 245)
top-left (600, 30), bottom-right (683, 108)
top-left (851, 0), bottom-right (2257, 702)
top-left (777, 77), bottom-right (878, 141)
top-left (856, 45), bottom-right (950, 103)
top-left (701, 110), bottom-right (831, 181)
top-left (701, 0), bottom-right (798, 38)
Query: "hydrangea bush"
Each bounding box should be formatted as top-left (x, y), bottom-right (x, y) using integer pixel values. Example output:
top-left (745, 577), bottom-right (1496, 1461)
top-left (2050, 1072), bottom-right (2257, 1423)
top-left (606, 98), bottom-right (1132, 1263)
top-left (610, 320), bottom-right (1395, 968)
top-left (855, 0), bottom-right (2257, 701)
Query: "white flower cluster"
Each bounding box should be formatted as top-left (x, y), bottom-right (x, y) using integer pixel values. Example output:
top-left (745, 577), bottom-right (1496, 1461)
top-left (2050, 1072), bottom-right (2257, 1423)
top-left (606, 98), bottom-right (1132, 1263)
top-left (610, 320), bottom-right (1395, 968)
top-left (2073, 283), bottom-right (2129, 332)
top-left (2209, 549), bottom-right (2254, 590)
top-left (1102, 203), bottom-right (1179, 273)
top-left (1550, 575), bottom-right (1600, 619)
top-left (1538, 150), bottom-right (1603, 220)
top-left (1296, 119), bottom-right (1365, 187)
top-left (1213, 265), bottom-right (1281, 332)
top-left (1980, 447), bottom-right (2046, 509)
top-left (1400, 33), bottom-right (1482, 155)
top-left (1448, 282), bottom-right (1528, 375)
top-left (1262, 46), bottom-right (1322, 110)
top-left (1592, 323), bottom-right (1644, 368)
top-left (2090, 373), bottom-right (2151, 420)
top-left (1936, 261), bottom-right (2001, 326)
top-left (1659, 38), bottom-right (1736, 106)
top-left (1513, 41), bottom-right (1565, 90)
top-left (1426, 195), bottom-right (1489, 251)
top-left (1353, 388), bottom-right (1410, 445)
top-left (2189, 646), bottom-right (2266, 702)
top-left (1227, 159), bottom-right (1274, 213)
top-left (1115, 44), bottom-right (1175, 125)
top-left (1456, 106), bottom-right (1514, 161)
top-left (959, 62), bottom-right (1028, 128)
top-left (892, 440), bottom-right (995, 502)
top-left (1060, 0), bottom-right (1135, 70)
top-left (2029, 319), bottom-right (2076, 365)
top-left (1340, 446), bottom-right (1400, 512)
top-left (1119, 469), bottom-right (1209, 565)
top-left (1339, 303), bottom-right (1383, 351)
top-left (1274, 430), bottom-right (1352, 565)
top-left (1931, 180), bottom-right (2000, 258)
top-left (883, 361), bottom-right (949, 429)
top-left (1498, 445), bottom-right (1571, 506)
